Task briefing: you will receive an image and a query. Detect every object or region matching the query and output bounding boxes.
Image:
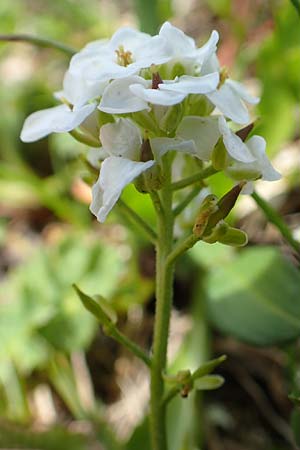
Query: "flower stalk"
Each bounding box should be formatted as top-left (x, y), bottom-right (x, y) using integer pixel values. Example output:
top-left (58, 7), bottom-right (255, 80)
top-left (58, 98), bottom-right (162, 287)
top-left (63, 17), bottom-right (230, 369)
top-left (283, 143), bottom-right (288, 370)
top-left (150, 157), bottom-right (174, 450)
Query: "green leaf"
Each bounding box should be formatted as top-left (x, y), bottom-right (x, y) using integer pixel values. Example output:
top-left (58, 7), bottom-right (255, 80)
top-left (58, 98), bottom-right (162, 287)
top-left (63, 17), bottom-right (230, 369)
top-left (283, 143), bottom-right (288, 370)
top-left (206, 247), bottom-right (300, 345)
top-left (73, 285), bottom-right (114, 327)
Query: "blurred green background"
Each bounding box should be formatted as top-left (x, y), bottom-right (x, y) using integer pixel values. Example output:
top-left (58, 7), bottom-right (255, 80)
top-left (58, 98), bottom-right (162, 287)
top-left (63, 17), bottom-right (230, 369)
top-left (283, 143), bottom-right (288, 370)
top-left (0, 1), bottom-right (300, 449)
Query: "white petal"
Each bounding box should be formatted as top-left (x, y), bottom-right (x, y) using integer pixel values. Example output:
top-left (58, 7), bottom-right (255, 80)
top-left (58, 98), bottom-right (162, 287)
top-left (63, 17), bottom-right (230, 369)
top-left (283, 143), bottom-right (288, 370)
top-left (177, 116), bottom-right (221, 160)
top-left (129, 83), bottom-right (185, 106)
top-left (61, 70), bottom-right (106, 107)
top-left (150, 137), bottom-right (197, 161)
top-left (218, 116), bottom-right (256, 163)
top-left (69, 43), bottom-right (110, 77)
top-left (201, 52), bottom-right (220, 75)
top-left (20, 103), bottom-right (96, 142)
top-left (196, 30), bottom-right (219, 66)
top-left (90, 157), bottom-right (154, 222)
top-left (134, 35), bottom-right (171, 66)
top-left (159, 73), bottom-right (219, 94)
top-left (82, 38), bottom-right (109, 52)
top-left (99, 76), bottom-right (150, 114)
top-left (108, 27), bottom-right (151, 51)
top-left (100, 118), bottom-right (142, 160)
top-left (246, 136), bottom-right (281, 181)
top-left (207, 83), bottom-right (250, 124)
top-left (226, 79), bottom-right (260, 105)
top-left (159, 21), bottom-right (196, 57)
top-left (87, 147), bottom-right (108, 169)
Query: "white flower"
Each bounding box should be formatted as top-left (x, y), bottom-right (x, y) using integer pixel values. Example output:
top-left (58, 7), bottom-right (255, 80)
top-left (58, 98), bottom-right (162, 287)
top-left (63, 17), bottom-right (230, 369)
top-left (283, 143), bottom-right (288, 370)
top-left (159, 22), bottom-right (219, 73)
top-left (90, 118), bottom-right (201, 222)
top-left (99, 72), bottom-right (219, 114)
top-left (90, 118), bottom-right (154, 222)
top-left (90, 157), bottom-right (154, 222)
top-left (69, 27), bottom-right (170, 83)
top-left (21, 70), bottom-right (104, 143)
top-left (218, 117), bottom-right (281, 182)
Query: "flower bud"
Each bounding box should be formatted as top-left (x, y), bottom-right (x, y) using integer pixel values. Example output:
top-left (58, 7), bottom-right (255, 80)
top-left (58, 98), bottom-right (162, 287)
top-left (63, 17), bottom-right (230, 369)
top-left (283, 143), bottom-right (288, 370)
top-left (195, 375), bottom-right (224, 391)
top-left (203, 220), bottom-right (229, 244)
top-left (193, 194), bottom-right (218, 238)
top-left (218, 227), bottom-right (248, 247)
top-left (205, 182), bottom-right (245, 234)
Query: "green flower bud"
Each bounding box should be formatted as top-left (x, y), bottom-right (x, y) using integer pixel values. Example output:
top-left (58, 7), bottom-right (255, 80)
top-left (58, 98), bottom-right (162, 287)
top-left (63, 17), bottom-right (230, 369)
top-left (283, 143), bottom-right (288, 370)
top-left (218, 227), bottom-right (248, 247)
top-left (193, 194), bottom-right (218, 238)
top-left (194, 375), bottom-right (224, 391)
top-left (205, 182), bottom-right (245, 234)
top-left (203, 220), bottom-right (229, 244)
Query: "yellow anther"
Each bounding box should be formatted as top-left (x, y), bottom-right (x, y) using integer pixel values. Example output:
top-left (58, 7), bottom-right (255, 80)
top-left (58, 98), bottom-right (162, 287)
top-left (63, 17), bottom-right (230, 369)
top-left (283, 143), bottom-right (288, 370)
top-left (115, 45), bottom-right (133, 67)
top-left (218, 66), bottom-right (229, 89)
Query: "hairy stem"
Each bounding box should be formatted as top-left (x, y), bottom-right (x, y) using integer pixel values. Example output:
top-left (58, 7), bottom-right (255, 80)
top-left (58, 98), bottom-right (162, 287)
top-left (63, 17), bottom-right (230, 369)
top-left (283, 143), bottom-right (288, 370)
top-left (150, 157), bottom-right (174, 450)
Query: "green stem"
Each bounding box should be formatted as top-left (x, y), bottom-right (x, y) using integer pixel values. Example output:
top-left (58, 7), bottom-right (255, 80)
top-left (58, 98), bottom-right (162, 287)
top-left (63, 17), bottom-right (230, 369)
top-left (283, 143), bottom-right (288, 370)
top-left (117, 199), bottom-right (157, 245)
top-left (150, 190), bottom-right (164, 216)
top-left (173, 187), bottom-right (201, 217)
top-left (150, 157), bottom-right (174, 450)
top-left (252, 191), bottom-right (300, 254)
top-left (170, 166), bottom-right (218, 191)
top-left (0, 33), bottom-right (76, 56)
top-left (166, 234), bottom-right (199, 267)
top-left (105, 324), bottom-right (151, 367)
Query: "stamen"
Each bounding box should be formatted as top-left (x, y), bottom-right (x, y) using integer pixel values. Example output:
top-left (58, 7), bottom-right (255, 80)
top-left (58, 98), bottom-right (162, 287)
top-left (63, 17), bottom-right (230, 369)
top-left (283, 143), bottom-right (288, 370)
top-left (115, 45), bottom-right (133, 67)
top-left (218, 67), bottom-right (229, 89)
top-left (60, 96), bottom-right (73, 110)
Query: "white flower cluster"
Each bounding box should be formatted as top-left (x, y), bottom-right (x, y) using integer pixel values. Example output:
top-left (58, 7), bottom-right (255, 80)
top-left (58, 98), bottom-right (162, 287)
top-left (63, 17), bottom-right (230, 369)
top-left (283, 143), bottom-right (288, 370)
top-left (20, 22), bottom-right (280, 222)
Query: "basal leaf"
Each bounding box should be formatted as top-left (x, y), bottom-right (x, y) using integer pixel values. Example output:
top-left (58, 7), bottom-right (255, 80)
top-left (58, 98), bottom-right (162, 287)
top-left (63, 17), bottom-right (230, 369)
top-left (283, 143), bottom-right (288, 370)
top-left (206, 247), bottom-right (300, 345)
